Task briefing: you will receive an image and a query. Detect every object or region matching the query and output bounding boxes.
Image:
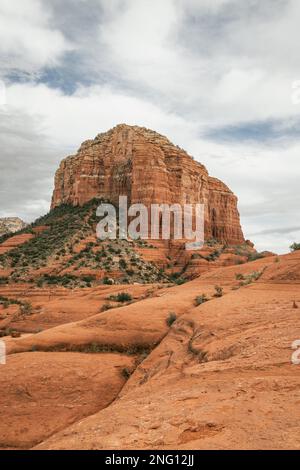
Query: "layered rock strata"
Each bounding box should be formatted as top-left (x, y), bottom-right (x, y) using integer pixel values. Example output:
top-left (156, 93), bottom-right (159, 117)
top-left (51, 125), bottom-right (244, 245)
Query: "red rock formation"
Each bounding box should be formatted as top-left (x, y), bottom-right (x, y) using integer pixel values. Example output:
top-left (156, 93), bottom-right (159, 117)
top-left (51, 124), bottom-right (244, 245)
top-left (0, 217), bottom-right (27, 237)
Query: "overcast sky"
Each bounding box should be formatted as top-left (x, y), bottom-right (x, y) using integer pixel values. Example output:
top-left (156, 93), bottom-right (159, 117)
top-left (0, 0), bottom-right (299, 253)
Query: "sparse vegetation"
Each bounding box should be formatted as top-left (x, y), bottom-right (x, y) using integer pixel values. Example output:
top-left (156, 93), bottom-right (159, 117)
top-left (0, 296), bottom-right (32, 314)
top-left (0, 198), bottom-right (169, 284)
top-left (206, 249), bottom-right (222, 262)
top-left (108, 292), bottom-right (133, 303)
top-left (206, 238), bottom-right (218, 247)
top-left (166, 312), bottom-right (177, 327)
top-left (238, 270), bottom-right (264, 286)
top-left (188, 338), bottom-right (208, 363)
top-left (101, 303), bottom-right (114, 312)
top-left (290, 243), bottom-right (300, 252)
top-left (121, 368), bottom-right (132, 379)
top-left (119, 258), bottom-right (127, 270)
top-left (214, 286), bottom-right (223, 298)
top-left (174, 277), bottom-right (186, 285)
top-left (235, 273), bottom-right (244, 280)
top-left (20, 301), bottom-right (33, 315)
top-left (35, 273), bottom-right (95, 288)
top-left (195, 294), bottom-right (209, 306)
top-left (247, 252), bottom-right (264, 262)
top-left (169, 269), bottom-right (187, 285)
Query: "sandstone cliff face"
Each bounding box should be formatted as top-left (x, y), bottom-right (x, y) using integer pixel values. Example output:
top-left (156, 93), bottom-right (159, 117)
top-left (51, 124), bottom-right (244, 245)
top-left (0, 217), bottom-right (26, 237)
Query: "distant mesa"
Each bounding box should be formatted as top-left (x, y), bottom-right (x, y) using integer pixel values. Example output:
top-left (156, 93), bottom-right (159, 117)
top-left (51, 124), bottom-right (245, 245)
top-left (0, 217), bottom-right (27, 237)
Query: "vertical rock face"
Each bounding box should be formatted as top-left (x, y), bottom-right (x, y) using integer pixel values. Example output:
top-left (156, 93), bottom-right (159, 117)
top-left (208, 177), bottom-right (244, 245)
top-left (51, 124), bottom-right (244, 245)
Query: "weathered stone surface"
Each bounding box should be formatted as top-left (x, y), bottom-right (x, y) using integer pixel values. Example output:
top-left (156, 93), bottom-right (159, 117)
top-left (51, 124), bottom-right (244, 245)
top-left (0, 217), bottom-right (26, 237)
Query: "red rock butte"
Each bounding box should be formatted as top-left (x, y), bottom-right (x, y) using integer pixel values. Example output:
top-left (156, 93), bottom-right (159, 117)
top-left (51, 124), bottom-right (244, 245)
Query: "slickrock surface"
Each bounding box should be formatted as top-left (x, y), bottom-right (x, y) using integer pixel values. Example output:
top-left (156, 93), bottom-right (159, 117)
top-left (0, 251), bottom-right (299, 450)
top-left (0, 218), bottom-right (27, 237)
top-left (0, 283), bottom-right (165, 333)
top-left (0, 352), bottom-right (134, 449)
top-left (51, 124), bottom-right (244, 245)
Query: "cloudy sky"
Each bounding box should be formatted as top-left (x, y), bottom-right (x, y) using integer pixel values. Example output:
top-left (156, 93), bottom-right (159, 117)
top-left (0, 0), bottom-right (299, 253)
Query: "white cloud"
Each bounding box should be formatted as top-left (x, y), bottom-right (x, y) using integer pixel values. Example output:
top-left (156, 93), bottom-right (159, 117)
top-left (0, 0), bottom-right (70, 75)
top-left (0, 0), bottom-right (299, 255)
top-left (6, 82), bottom-right (195, 148)
top-left (94, 0), bottom-right (300, 127)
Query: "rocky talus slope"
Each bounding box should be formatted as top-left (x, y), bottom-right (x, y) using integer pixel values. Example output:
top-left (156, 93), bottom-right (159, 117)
top-left (0, 199), bottom-right (258, 290)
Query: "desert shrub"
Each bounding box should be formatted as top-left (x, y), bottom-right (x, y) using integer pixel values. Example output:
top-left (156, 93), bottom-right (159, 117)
top-left (94, 252), bottom-right (103, 262)
top-left (188, 339), bottom-right (208, 363)
top-left (290, 243), bottom-right (300, 252)
top-left (195, 294), bottom-right (209, 306)
top-left (103, 277), bottom-right (114, 285)
top-left (235, 273), bottom-right (244, 280)
top-left (247, 252), bottom-right (264, 262)
top-left (206, 249), bottom-right (222, 261)
top-left (214, 286), bottom-right (223, 298)
top-left (169, 272), bottom-right (180, 281)
top-left (20, 302), bottom-right (32, 315)
top-left (239, 270), bottom-right (263, 286)
top-left (0, 296), bottom-right (32, 314)
top-left (121, 368), bottom-right (131, 379)
top-left (81, 275), bottom-right (95, 284)
top-left (37, 274), bottom-right (78, 287)
top-left (116, 292), bottom-right (132, 302)
top-left (109, 292), bottom-right (132, 303)
top-left (175, 278), bottom-right (186, 285)
top-left (166, 312), bottom-right (177, 327)
top-left (119, 258), bottom-right (127, 269)
top-left (206, 238), bottom-right (218, 247)
top-left (101, 303), bottom-right (114, 312)
top-left (86, 343), bottom-right (105, 353)
top-left (86, 242), bottom-right (95, 248)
